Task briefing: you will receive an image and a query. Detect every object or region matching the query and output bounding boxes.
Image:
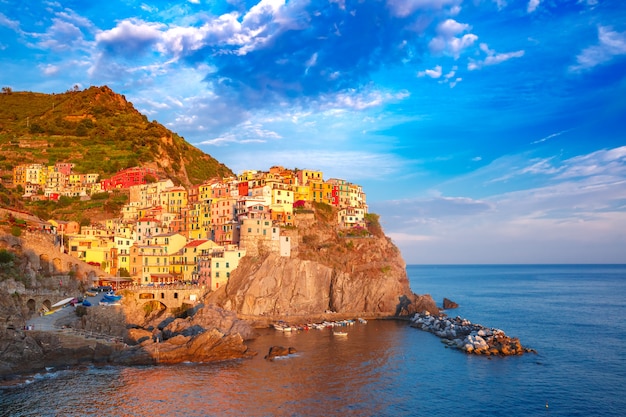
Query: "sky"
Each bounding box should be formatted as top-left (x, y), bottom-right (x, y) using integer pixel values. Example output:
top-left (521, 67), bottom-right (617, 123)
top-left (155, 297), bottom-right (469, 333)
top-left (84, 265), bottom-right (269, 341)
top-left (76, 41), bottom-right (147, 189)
top-left (1, 0), bottom-right (625, 264)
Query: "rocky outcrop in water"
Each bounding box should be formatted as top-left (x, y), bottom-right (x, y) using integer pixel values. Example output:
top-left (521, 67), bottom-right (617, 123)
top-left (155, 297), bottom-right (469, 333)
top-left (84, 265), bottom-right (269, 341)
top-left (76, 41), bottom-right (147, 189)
top-left (410, 312), bottom-right (536, 356)
top-left (264, 346), bottom-right (297, 360)
top-left (443, 298), bottom-right (459, 309)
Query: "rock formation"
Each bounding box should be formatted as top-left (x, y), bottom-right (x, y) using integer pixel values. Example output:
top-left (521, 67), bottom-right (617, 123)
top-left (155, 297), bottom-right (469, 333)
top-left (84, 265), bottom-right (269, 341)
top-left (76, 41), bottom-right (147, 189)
top-left (410, 312), bottom-right (536, 356)
top-left (264, 346), bottom-right (297, 360)
top-left (443, 298), bottom-right (459, 309)
top-left (207, 207), bottom-right (438, 319)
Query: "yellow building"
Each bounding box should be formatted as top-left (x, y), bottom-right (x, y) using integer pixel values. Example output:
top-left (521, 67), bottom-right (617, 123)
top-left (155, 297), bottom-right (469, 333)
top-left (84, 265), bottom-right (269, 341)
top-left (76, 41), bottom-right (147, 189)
top-left (297, 169), bottom-right (323, 186)
top-left (309, 180), bottom-right (325, 203)
top-left (163, 186), bottom-right (188, 214)
top-left (114, 235), bottom-right (135, 274)
top-left (13, 164), bottom-right (46, 187)
top-left (130, 244), bottom-right (172, 284)
top-left (270, 184), bottom-right (294, 214)
top-left (145, 232), bottom-right (187, 255)
top-left (170, 240), bottom-right (220, 282)
top-left (207, 246), bottom-right (246, 291)
top-left (349, 184), bottom-right (367, 210)
top-left (293, 185), bottom-right (310, 203)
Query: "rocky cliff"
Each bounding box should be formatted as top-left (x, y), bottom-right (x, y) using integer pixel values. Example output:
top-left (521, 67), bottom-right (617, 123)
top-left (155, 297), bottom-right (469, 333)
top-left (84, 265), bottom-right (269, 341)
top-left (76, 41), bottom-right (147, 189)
top-left (208, 205), bottom-right (438, 320)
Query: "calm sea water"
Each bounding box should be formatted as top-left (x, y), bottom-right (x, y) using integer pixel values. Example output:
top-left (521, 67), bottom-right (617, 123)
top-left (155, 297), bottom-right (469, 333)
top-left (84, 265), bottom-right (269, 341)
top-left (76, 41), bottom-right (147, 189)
top-left (2, 264), bottom-right (625, 417)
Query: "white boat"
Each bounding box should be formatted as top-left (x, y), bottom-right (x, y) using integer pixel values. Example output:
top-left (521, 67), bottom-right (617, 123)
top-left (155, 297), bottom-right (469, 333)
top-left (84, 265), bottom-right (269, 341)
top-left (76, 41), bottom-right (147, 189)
top-left (333, 331), bottom-right (348, 336)
top-left (358, 318), bottom-right (367, 324)
top-left (51, 297), bottom-right (75, 309)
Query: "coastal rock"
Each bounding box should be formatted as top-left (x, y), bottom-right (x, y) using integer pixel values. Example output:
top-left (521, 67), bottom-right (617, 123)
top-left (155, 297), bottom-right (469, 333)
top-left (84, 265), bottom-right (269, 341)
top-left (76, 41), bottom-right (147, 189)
top-left (208, 253), bottom-right (438, 318)
top-left (125, 328), bottom-right (153, 345)
top-left (443, 298), bottom-right (459, 309)
top-left (410, 312), bottom-right (535, 356)
top-left (0, 328), bottom-right (44, 376)
top-left (206, 206), bottom-right (439, 319)
top-left (137, 328), bottom-right (253, 364)
top-left (265, 346), bottom-right (297, 360)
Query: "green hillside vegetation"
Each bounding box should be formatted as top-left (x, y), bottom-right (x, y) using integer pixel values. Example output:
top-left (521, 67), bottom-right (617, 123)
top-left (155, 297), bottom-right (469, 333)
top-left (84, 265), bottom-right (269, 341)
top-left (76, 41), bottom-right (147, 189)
top-left (0, 86), bottom-right (232, 182)
top-left (0, 86), bottom-right (233, 222)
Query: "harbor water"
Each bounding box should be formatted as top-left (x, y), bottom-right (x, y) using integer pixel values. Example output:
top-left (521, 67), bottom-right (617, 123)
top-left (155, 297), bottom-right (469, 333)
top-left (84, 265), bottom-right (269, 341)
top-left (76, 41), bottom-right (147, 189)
top-left (1, 264), bottom-right (625, 416)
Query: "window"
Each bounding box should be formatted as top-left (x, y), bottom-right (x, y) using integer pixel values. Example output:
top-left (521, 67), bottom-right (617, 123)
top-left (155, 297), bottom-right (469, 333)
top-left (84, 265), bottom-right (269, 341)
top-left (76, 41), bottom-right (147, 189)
top-left (226, 262), bottom-right (229, 268)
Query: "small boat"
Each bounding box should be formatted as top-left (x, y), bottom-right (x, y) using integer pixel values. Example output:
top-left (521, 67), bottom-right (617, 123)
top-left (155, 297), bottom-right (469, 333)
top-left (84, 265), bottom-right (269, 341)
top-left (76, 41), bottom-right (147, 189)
top-left (103, 293), bottom-right (122, 302)
top-left (82, 299), bottom-right (92, 307)
top-left (358, 318), bottom-right (367, 324)
top-left (333, 331), bottom-right (348, 336)
top-left (51, 297), bottom-right (75, 309)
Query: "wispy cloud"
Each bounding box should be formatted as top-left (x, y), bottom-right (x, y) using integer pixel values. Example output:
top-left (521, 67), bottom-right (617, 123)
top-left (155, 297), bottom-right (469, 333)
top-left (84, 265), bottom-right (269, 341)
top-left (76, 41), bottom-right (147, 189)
top-left (531, 129), bottom-right (568, 145)
top-left (377, 146), bottom-right (626, 263)
top-left (570, 26), bottom-right (626, 72)
top-left (468, 43), bottom-right (524, 70)
top-left (0, 12), bottom-right (21, 31)
top-left (527, 0), bottom-right (541, 13)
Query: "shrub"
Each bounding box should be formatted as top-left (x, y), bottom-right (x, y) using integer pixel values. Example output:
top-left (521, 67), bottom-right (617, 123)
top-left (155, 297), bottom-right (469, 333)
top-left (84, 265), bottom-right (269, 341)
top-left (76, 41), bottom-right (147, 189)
top-left (10, 225), bottom-right (21, 237)
top-left (0, 249), bottom-right (15, 263)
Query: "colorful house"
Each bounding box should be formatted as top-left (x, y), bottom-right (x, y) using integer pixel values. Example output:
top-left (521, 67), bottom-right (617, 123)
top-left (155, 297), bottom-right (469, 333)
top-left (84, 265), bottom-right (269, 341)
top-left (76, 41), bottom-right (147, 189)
top-left (100, 167), bottom-right (157, 191)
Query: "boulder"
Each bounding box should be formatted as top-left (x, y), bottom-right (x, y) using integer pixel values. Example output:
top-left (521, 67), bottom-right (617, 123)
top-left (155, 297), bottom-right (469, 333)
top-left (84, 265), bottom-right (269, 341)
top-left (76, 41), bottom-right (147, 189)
top-left (443, 298), bottom-right (459, 309)
top-left (125, 328), bottom-right (152, 345)
top-left (264, 346), bottom-right (297, 360)
top-left (141, 328), bottom-right (253, 364)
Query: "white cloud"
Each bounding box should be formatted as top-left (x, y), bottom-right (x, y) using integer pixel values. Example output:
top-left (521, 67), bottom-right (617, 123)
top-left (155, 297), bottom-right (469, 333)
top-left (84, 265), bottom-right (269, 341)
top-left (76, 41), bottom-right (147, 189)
top-left (468, 43), bottom-right (524, 70)
top-left (386, 0), bottom-right (461, 17)
top-left (96, 19), bottom-right (164, 56)
top-left (527, 0), bottom-right (541, 13)
top-left (40, 64), bottom-right (59, 75)
top-left (376, 146), bottom-right (626, 264)
top-left (429, 19), bottom-right (477, 59)
top-left (570, 26), bottom-right (626, 72)
top-left (531, 130), bottom-right (568, 145)
top-left (417, 65), bottom-right (442, 78)
top-left (0, 12), bottom-right (21, 31)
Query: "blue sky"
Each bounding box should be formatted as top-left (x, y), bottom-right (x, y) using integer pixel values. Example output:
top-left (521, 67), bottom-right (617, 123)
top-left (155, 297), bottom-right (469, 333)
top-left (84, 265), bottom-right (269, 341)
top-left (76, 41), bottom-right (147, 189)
top-left (1, 0), bottom-right (625, 264)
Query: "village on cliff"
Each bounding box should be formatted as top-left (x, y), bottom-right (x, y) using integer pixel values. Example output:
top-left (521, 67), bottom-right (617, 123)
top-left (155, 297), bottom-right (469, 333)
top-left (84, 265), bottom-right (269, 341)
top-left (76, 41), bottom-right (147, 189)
top-left (11, 163), bottom-right (369, 291)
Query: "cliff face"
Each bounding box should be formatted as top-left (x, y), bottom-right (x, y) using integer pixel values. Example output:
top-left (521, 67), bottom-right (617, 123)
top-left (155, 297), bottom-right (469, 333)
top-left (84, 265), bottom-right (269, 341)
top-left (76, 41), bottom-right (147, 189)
top-left (208, 206), bottom-right (438, 319)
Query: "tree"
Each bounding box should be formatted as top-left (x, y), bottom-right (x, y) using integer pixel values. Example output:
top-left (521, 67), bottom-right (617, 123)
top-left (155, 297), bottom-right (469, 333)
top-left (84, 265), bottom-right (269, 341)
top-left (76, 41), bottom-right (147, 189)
top-left (1, 87), bottom-right (13, 94)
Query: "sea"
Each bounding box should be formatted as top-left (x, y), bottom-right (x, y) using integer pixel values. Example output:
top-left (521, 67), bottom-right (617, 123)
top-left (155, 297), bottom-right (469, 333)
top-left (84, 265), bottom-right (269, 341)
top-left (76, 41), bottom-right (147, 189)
top-left (1, 264), bottom-right (625, 417)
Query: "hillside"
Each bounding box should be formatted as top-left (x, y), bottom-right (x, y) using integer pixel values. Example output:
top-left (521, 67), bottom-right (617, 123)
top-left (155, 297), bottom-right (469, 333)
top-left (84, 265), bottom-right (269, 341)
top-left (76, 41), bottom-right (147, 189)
top-left (0, 86), bottom-right (232, 188)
